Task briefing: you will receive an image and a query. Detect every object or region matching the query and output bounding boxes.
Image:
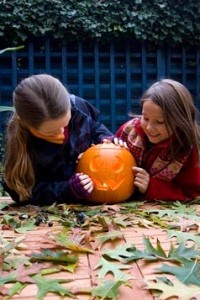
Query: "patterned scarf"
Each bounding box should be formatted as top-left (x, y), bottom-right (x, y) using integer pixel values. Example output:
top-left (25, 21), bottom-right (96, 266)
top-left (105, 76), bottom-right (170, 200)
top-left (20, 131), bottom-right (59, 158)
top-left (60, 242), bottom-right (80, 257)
top-left (119, 118), bottom-right (191, 182)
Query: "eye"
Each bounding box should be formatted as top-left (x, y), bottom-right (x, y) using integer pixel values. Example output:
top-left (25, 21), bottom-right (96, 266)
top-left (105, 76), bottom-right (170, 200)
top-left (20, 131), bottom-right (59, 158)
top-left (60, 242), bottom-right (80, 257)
top-left (143, 117), bottom-right (149, 122)
top-left (157, 120), bottom-right (164, 124)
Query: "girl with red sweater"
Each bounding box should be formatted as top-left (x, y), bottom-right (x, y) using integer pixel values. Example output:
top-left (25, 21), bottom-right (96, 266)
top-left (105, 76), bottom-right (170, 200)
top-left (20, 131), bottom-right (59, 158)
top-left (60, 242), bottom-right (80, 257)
top-left (116, 79), bottom-right (200, 201)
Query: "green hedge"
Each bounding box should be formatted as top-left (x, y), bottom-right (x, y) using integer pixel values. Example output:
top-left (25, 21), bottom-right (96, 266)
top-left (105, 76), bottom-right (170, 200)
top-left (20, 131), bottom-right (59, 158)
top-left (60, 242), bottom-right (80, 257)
top-left (0, 0), bottom-right (199, 45)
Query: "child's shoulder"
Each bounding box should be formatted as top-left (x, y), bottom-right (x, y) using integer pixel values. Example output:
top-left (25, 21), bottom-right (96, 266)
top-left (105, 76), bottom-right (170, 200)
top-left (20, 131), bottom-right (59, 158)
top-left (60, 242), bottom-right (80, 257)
top-left (123, 117), bottom-right (141, 130)
top-left (118, 118), bottom-right (142, 138)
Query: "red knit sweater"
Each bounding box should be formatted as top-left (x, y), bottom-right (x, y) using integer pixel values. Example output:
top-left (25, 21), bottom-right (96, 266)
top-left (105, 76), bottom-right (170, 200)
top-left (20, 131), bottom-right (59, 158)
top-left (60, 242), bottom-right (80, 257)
top-left (116, 118), bottom-right (200, 201)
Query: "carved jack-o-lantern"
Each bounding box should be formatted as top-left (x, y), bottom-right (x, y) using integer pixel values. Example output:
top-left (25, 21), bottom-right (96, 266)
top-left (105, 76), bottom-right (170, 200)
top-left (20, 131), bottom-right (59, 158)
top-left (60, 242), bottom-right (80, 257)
top-left (76, 143), bottom-right (136, 204)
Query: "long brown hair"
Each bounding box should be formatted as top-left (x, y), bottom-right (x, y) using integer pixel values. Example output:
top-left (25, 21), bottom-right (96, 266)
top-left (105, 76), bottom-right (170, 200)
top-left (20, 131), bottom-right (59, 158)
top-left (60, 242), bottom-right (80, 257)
top-left (141, 79), bottom-right (200, 159)
top-left (4, 74), bottom-right (71, 201)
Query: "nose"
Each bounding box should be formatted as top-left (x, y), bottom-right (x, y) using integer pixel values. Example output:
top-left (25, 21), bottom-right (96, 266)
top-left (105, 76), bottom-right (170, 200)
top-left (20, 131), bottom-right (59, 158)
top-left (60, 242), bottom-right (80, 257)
top-left (51, 127), bottom-right (64, 136)
top-left (146, 123), bottom-right (155, 131)
top-left (58, 127), bottom-right (64, 134)
top-left (60, 127), bottom-right (65, 134)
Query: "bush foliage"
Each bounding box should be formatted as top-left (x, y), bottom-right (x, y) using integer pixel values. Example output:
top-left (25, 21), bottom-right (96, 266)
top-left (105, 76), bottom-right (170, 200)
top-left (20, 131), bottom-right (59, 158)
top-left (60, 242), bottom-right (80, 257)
top-left (0, 0), bottom-right (199, 45)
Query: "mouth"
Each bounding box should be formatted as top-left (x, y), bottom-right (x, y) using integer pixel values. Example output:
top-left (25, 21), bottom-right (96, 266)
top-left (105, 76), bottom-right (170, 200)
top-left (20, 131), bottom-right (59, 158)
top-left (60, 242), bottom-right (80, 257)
top-left (147, 133), bottom-right (159, 138)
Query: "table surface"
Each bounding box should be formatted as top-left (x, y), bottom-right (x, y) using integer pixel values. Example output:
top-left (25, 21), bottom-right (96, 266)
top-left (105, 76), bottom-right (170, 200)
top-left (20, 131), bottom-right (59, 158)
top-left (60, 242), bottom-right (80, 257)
top-left (1, 196), bottom-right (200, 300)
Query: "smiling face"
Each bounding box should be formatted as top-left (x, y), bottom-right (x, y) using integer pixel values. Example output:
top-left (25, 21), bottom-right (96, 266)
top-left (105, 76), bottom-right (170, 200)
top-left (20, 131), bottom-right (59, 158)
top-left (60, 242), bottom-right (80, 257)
top-left (141, 98), bottom-right (172, 144)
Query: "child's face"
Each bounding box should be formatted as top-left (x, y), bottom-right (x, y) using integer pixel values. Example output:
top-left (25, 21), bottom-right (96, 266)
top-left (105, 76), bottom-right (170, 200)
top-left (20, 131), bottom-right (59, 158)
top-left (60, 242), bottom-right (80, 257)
top-left (37, 111), bottom-right (71, 137)
top-left (141, 99), bottom-right (172, 144)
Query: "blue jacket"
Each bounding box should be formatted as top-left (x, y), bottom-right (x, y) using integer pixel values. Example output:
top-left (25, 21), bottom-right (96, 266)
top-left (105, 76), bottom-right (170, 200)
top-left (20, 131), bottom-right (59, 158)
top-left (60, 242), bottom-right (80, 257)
top-left (3, 95), bottom-right (113, 205)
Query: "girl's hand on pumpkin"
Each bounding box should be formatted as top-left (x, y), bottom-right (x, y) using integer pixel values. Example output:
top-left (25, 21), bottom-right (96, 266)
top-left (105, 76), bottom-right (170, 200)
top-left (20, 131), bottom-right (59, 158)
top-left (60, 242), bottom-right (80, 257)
top-left (102, 138), bottom-right (112, 144)
top-left (102, 137), bottom-right (127, 148)
top-left (132, 167), bottom-right (150, 194)
top-left (69, 173), bottom-right (94, 199)
top-left (79, 173), bottom-right (94, 193)
top-left (113, 137), bottom-right (128, 148)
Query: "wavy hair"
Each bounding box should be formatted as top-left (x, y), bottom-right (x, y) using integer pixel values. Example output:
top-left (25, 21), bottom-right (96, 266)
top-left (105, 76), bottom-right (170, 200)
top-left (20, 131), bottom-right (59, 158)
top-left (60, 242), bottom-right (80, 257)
top-left (4, 74), bottom-right (71, 201)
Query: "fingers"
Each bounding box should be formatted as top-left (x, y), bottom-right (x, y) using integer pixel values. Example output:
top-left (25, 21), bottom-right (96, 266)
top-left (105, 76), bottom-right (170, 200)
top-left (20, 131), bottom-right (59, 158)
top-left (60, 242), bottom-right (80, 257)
top-left (132, 166), bottom-right (146, 173)
top-left (113, 137), bottom-right (128, 148)
top-left (102, 137), bottom-right (127, 148)
top-left (79, 174), bottom-right (94, 192)
top-left (102, 138), bottom-right (112, 143)
top-left (132, 167), bottom-right (150, 194)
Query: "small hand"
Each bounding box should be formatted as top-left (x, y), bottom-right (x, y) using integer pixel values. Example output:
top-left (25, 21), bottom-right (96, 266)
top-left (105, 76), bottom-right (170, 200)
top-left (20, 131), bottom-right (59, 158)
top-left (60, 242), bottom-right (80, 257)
top-left (78, 173), bottom-right (94, 193)
top-left (132, 167), bottom-right (150, 194)
top-left (69, 173), bottom-right (94, 199)
top-left (102, 137), bottom-right (127, 148)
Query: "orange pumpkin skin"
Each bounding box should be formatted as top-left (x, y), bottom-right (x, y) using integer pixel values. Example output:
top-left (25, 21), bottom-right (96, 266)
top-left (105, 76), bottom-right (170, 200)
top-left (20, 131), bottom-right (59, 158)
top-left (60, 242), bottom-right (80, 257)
top-left (76, 143), bottom-right (136, 204)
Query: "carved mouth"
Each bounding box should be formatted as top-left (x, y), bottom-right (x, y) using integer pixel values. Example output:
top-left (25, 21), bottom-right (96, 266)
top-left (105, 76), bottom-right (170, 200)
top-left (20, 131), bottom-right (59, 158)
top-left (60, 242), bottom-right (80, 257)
top-left (93, 178), bottom-right (126, 191)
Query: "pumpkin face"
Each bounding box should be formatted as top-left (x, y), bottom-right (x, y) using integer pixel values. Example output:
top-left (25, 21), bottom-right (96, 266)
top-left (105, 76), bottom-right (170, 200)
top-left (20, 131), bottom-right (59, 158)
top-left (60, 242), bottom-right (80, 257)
top-left (76, 143), bottom-right (136, 204)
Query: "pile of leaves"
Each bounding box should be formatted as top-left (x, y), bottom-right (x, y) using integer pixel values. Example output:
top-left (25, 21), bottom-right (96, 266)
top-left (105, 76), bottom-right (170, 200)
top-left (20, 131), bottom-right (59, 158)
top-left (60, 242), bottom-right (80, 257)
top-left (1, 198), bottom-right (200, 299)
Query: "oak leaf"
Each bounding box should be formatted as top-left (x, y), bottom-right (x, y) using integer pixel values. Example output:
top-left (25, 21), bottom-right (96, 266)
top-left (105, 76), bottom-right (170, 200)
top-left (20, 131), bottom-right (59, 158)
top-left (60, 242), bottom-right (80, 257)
top-left (32, 274), bottom-right (75, 300)
top-left (146, 278), bottom-right (200, 300)
top-left (168, 230), bottom-right (200, 246)
top-left (30, 249), bottom-right (78, 265)
top-left (91, 280), bottom-right (128, 299)
top-left (157, 259), bottom-right (200, 286)
top-left (16, 262), bottom-right (42, 283)
top-left (94, 257), bottom-right (132, 281)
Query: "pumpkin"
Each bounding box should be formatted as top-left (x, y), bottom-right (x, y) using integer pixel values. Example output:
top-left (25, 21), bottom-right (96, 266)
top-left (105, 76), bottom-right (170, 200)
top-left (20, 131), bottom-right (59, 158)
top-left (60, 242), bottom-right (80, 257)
top-left (76, 143), bottom-right (136, 204)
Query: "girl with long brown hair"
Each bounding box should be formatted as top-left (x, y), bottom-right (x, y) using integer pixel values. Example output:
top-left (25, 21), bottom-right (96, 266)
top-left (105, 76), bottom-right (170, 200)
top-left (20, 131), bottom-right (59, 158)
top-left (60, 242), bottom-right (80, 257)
top-left (116, 79), bottom-right (200, 201)
top-left (3, 74), bottom-right (113, 205)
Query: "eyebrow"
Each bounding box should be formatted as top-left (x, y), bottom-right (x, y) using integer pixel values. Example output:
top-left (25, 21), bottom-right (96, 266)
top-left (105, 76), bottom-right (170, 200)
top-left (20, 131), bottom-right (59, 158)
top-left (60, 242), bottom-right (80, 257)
top-left (142, 114), bottom-right (164, 120)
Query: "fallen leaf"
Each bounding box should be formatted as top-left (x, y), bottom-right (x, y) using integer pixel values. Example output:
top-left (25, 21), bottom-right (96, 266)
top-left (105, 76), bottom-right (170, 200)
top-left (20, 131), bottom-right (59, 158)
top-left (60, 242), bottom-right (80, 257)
top-left (94, 256), bottom-right (132, 281)
top-left (16, 262), bottom-right (42, 283)
top-left (157, 259), bottom-right (200, 286)
top-left (91, 280), bottom-right (128, 299)
top-left (94, 230), bottom-right (123, 249)
top-left (32, 274), bottom-right (75, 299)
top-left (146, 278), bottom-right (200, 300)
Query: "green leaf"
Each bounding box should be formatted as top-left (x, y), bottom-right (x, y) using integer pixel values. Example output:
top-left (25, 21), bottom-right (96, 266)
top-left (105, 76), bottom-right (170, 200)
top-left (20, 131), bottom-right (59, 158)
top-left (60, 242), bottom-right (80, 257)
top-left (95, 230), bottom-right (123, 248)
top-left (168, 242), bottom-right (200, 263)
top-left (32, 274), bottom-right (75, 300)
top-left (168, 230), bottom-right (200, 246)
top-left (122, 236), bottom-right (168, 262)
top-left (0, 202), bottom-right (10, 210)
top-left (94, 257), bottom-right (132, 281)
top-left (15, 219), bottom-right (36, 233)
top-left (142, 236), bottom-right (167, 259)
top-left (3, 282), bottom-right (28, 299)
top-left (30, 249), bottom-right (78, 266)
top-left (103, 243), bottom-right (144, 262)
top-left (0, 271), bottom-right (16, 285)
top-left (91, 280), bottom-right (127, 300)
top-left (157, 259), bottom-right (200, 286)
top-left (104, 239), bottom-right (200, 265)
top-left (146, 201), bottom-right (197, 220)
